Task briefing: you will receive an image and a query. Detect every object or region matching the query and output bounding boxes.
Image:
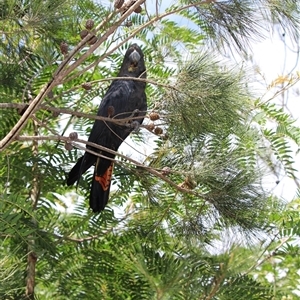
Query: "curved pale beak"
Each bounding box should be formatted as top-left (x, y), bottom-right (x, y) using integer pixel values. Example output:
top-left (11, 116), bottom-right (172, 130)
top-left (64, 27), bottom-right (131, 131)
top-left (129, 50), bottom-right (141, 64)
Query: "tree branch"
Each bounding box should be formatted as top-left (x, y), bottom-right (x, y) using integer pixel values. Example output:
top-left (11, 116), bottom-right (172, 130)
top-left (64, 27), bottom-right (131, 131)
top-left (0, 0), bottom-right (145, 151)
top-left (0, 0), bottom-right (214, 151)
top-left (0, 102), bottom-right (148, 124)
top-left (15, 134), bottom-right (206, 198)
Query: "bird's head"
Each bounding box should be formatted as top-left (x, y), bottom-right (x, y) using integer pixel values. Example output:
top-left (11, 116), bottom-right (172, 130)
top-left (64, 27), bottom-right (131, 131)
top-left (118, 44), bottom-right (146, 79)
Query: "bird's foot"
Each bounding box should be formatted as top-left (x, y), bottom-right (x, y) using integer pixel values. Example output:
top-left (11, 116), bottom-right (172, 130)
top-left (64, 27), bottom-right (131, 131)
top-left (130, 109), bottom-right (140, 117)
top-left (129, 120), bottom-right (141, 132)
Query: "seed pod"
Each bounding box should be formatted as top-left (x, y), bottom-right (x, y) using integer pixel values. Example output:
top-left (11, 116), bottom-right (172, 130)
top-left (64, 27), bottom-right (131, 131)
top-left (60, 41), bottom-right (68, 55)
top-left (149, 112), bottom-right (159, 121)
top-left (85, 19), bottom-right (94, 30)
top-left (161, 167), bottom-right (171, 176)
top-left (69, 132), bottom-right (78, 140)
top-left (82, 82), bottom-right (92, 90)
top-left (114, 0), bottom-right (124, 9)
top-left (88, 35), bottom-right (98, 45)
top-left (47, 90), bottom-right (54, 99)
top-left (80, 29), bottom-right (89, 40)
top-left (134, 5), bottom-right (142, 13)
top-left (107, 105), bottom-right (115, 117)
top-left (65, 141), bottom-right (73, 151)
top-left (52, 111), bottom-right (60, 118)
top-left (125, 20), bottom-right (133, 27)
top-left (161, 133), bottom-right (169, 140)
top-left (154, 126), bottom-right (163, 135)
top-left (146, 122), bottom-right (155, 131)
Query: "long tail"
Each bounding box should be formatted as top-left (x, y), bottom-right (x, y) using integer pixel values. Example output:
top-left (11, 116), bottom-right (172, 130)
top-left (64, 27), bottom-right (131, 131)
top-left (67, 153), bottom-right (96, 186)
top-left (90, 157), bottom-right (114, 212)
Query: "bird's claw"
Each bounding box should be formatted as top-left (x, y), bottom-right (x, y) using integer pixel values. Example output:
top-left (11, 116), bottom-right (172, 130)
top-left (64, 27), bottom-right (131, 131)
top-left (129, 120), bottom-right (140, 132)
top-left (130, 109), bottom-right (140, 117)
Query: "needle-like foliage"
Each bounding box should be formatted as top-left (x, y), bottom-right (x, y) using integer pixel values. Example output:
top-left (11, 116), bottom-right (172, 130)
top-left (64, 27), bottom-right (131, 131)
top-left (0, 0), bottom-right (300, 299)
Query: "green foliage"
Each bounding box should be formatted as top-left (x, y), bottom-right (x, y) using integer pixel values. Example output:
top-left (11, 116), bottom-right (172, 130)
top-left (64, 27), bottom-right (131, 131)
top-left (179, 0), bottom-right (263, 51)
top-left (165, 53), bottom-right (251, 140)
top-left (178, 0), bottom-right (300, 52)
top-left (248, 198), bottom-right (300, 299)
top-left (0, 0), bottom-right (300, 299)
top-left (255, 101), bottom-right (300, 178)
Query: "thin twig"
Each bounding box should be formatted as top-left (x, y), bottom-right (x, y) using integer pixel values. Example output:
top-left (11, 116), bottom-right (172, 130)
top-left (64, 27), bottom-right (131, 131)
top-left (1, 102), bottom-right (147, 124)
top-left (15, 134), bottom-right (205, 198)
top-left (244, 235), bottom-right (290, 275)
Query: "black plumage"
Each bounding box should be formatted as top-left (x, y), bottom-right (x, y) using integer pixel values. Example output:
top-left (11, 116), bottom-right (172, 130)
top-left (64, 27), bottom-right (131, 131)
top-left (67, 44), bottom-right (147, 212)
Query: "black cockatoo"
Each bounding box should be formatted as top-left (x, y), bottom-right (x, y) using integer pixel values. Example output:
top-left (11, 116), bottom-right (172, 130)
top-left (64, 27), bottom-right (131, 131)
top-left (67, 44), bottom-right (147, 212)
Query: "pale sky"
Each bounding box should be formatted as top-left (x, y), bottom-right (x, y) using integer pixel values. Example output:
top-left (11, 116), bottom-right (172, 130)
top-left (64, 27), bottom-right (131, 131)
top-left (251, 29), bottom-right (300, 201)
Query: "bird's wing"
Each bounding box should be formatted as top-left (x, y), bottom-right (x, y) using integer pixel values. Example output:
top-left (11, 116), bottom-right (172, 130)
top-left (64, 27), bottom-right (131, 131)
top-left (87, 79), bottom-right (135, 146)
